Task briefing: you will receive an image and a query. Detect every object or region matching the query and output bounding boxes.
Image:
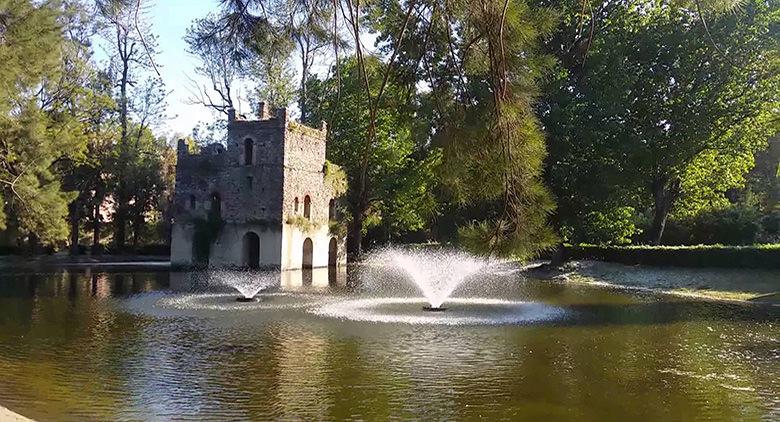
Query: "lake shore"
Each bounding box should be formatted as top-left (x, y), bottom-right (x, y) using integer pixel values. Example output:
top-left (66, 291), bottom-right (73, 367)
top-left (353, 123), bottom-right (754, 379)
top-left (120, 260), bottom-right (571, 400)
top-left (529, 260), bottom-right (779, 304)
top-left (0, 405), bottom-right (33, 422)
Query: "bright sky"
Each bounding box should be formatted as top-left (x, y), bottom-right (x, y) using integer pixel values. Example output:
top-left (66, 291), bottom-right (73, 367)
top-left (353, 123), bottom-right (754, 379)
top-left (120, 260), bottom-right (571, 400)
top-left (148, 0), bottom-right (221, 137)
top-left (93, 0), bottom-right (376, 138)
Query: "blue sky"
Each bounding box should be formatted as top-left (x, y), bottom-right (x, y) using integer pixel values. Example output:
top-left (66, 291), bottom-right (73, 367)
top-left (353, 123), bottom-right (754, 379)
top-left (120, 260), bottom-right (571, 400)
top-left (93, 0), bottom-right (373, 137)
top-left (148, 0), bottom-right (221, 136)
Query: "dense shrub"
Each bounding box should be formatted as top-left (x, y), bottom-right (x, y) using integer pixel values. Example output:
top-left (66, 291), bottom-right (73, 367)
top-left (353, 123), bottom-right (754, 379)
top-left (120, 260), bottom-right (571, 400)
top-left (579, 207), bottom-right (640, 245)
top-left (689, 206), bottom-right (761, 245)
top-left (564, 244), bottom-right (780, 268)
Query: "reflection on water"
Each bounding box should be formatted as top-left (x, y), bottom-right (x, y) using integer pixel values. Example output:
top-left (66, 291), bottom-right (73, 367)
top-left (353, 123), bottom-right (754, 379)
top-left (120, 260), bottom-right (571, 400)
top-left (0, 268), bottom-right (777, 421)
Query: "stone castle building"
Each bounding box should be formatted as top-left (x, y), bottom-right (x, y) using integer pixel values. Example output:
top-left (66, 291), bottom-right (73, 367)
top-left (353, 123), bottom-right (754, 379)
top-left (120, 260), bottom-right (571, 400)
top-left (170, 104), bottom-right (346, 270)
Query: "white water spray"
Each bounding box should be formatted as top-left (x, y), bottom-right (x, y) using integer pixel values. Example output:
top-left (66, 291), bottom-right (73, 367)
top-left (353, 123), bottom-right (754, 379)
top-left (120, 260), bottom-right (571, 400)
top-left (212, 270), bottom-right (279, 300)
top-left (367, 248), bottom-right (493, 309)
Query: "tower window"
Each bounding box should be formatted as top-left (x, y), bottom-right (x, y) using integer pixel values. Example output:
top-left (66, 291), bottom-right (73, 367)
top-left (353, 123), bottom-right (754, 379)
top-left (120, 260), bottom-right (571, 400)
top-left (244, 138), bottom-right (254, 165)
top-left (294, 197), bottom-right (299, 213)
top-left (328, 199), bottom-right (336, 221)
top-left (189, 195), bottom-right (196, 210)
top-left (304, 195), bottom-right (311, 220)
top-left (210, 192), bottom-right (221, 217)
top-left (246, 176), bottom-right (253, 190)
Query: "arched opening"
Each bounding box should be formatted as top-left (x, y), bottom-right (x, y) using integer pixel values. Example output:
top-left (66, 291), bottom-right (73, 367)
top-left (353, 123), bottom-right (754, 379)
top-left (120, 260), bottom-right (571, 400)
top-left (328, 199), bottom-right (336, 221)
top-left (328, 237), bottom-right (337, 268)
top-left (242, 232), bottom-right (260, 268)
top-left (302, 238), bottom-right (313, 269)
top-left (189, 195), bottom-right (196, 210)
top-left (210, 192), bottom-right (221, 217)
top-left (304, 195), bottom-right (311, 220)
top-left (244, 138), bottom-right (254, 165)
top-left (294, 197), bottom-right (299, 213)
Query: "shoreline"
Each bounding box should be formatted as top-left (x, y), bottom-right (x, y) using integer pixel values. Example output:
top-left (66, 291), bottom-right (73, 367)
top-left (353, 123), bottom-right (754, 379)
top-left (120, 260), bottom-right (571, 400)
top-left (0, 405), bottom-right (34, 422)
top-left (527, 260), bottom-right (779, 305)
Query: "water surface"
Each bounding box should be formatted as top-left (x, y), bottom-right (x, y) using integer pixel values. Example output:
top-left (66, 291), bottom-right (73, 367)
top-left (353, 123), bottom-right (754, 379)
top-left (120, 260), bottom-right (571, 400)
top-left (0, 268), bottom-right (777, 421)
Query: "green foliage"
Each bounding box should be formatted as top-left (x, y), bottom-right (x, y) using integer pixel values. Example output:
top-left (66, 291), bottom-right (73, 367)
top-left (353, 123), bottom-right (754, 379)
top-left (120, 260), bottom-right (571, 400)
top-left (192, 211), bottom-right (224, 264)
top-left (432, 0), bottom-right (558, 259)
top-left (328, 220), bottom-right (347, 238)
top-left (0, 0), bottom-right (89, 244)
top-left (579, 207), bottom-right (641, 246)
top-left (543, 0), bottom-right (780, 244)
top-left (323, 160), bottom-right (347, 198)
top-left (564, 244), bottom-right (780, 269)
top-left (307, 56), bottom-right (440, 240)
top-left (286, 215), bottom-right (320, 233)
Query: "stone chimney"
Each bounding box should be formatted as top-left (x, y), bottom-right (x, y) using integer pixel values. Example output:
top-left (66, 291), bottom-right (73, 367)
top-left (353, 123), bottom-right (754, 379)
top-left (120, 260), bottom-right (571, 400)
top-left (275, 107), bottom-right (288, 125)
top-left (257, 102), bottom-right (271, 120)
top-left (177, 138), bottom-right (188, 156)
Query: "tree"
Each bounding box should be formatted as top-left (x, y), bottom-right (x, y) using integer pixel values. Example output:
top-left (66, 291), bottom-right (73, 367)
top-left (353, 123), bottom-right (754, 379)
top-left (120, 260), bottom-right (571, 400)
top-left (542, 0), bottom-right (780, 244)
top-left (307, 57), bottom-right (441, 247)
top-left (218, 0), bottom-right (339, 119)
top-left (185, 14), bottom-right (239, 115)
top-left (0, 0), bottom-right (92, 247)
top-left (97, 0), bottom-right (161, 250)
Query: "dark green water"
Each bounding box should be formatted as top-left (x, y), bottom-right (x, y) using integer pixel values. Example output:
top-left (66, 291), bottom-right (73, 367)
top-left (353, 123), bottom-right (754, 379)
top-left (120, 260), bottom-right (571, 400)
top-left (0, 268), bottom-right (777, 421)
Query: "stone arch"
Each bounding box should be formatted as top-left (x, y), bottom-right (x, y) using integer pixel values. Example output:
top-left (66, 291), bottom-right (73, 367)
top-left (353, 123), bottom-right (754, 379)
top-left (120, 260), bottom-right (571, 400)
top-left (302, 238), bottom-right (313, 269)
top-left (244, 138), bottom-right (254, 165)
top-left (328, 237), bottom-right (337, 268)
top-left (242, 232), bottom-right (260, 268)
top-left (304, 195), bottom-right (311, 220)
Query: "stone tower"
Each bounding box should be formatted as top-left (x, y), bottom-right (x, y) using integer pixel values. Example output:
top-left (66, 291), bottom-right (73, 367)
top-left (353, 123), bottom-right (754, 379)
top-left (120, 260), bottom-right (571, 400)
top-left (170, 104), bottom-right (346, 270)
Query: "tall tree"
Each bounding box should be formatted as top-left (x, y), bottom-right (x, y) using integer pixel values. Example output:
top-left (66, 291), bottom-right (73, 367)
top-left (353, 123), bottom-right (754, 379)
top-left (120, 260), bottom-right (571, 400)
top-left (0, 0), bottom-right (92, 247)
top-left (97, 0), bottom-right (160, 250)
top-left (307, 57), bottom-right (441, 245)
top-left (542, 0), bottom-right (780, 244)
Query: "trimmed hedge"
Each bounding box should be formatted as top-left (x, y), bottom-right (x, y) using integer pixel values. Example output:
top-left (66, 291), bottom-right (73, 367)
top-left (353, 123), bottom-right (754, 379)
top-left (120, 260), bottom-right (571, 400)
top-left (563, 244), bottom-right (780, 269)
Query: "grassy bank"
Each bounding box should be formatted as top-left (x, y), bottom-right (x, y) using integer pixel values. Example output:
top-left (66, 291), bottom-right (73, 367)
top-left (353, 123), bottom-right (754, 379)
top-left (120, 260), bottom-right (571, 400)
top-left (562, 244), bottom-right (780, 269)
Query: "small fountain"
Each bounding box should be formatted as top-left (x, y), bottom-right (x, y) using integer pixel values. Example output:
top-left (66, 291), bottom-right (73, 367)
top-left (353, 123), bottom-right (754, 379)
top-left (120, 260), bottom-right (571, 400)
top-left (367, 248), bottom-right (492, 311)
top-left (212, 270), bottom-right (278, 302)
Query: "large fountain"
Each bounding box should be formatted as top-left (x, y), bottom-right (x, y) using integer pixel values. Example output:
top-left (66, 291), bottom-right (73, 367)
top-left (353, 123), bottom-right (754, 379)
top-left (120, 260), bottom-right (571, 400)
top-left (365, 247), bottom-right (493, 311)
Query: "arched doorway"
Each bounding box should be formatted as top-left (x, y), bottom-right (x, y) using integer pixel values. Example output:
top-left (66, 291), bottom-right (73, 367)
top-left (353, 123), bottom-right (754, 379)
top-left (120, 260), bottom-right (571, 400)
top-left (328, 238), bottom-right (337, 268)
top-left (243, 232), bottom-right (260, 268)
top-left (302, 238), bottom-right (313, 269)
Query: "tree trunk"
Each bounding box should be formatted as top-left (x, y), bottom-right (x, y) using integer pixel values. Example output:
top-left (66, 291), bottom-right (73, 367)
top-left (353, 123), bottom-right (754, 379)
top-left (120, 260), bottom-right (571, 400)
top-left (115, 42), bottom-right (131, 251)
top-left (648, 176), bottom-right (681, 245)
top-left (132, 214), bottom-right (141, 249)
top-left (347, 210), bottom-right (363, 258)
top-left (115, 200), bottom-right (127, 251)
top-left (92, 202), bottom-right (102, 255)
top-left (68, 202), bottom-right (80, 255)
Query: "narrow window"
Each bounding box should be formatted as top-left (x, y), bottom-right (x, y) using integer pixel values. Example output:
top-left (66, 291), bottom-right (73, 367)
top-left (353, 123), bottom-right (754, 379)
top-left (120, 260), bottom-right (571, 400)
top-left (210, 192), bottom-right (221, 217)
top-left (189, 195), bottom-right (196, 210)
top-left (294, 197), bottom-right (299, 213)
top-left (244, 138), bottom-right (254, 165)
top-left (246, 176), bottom-right (253, 190)
top-left (304, 195), bottom-right (311, 220)
top-left (328, 199), bottom-right (336, 221)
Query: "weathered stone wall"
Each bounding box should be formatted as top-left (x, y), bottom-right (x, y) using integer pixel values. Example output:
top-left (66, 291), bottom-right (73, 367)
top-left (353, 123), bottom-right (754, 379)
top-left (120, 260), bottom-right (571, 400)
top-left (170, 108), bottom-right (346, 269)
top-left (282, 122), bottom-right (331, 224)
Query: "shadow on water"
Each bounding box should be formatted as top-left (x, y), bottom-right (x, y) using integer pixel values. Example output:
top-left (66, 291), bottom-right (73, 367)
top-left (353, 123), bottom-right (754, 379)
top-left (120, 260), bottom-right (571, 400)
top-left (550, 300), bottom-right (780, 328)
